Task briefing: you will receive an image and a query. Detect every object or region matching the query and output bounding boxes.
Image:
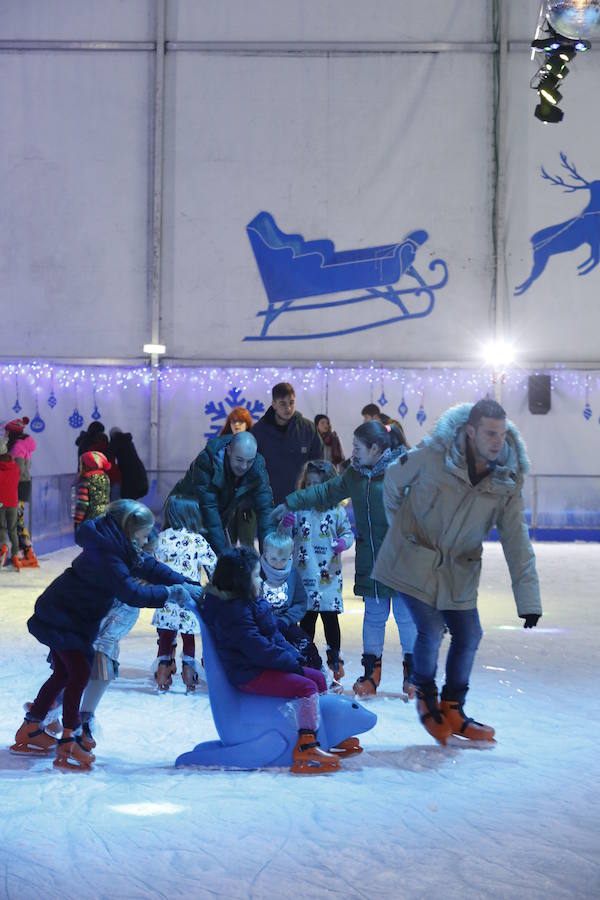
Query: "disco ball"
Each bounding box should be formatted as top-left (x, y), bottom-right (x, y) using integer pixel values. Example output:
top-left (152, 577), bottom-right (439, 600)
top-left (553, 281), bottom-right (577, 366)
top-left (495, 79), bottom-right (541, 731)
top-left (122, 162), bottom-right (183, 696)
top-left (547, 1), bottom-right (600, 39)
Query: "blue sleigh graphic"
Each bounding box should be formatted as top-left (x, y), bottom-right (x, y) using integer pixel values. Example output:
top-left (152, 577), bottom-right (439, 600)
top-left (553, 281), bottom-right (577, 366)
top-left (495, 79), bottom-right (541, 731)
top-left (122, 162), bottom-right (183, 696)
top-left (244, 211), bottom-right (448, 340)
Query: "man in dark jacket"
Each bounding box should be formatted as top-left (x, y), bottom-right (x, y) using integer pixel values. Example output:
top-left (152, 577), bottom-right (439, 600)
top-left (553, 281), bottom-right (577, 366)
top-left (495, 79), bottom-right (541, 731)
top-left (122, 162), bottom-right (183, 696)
top-left (170, 432), bottom-right (274, 554)
top-left (108, 427), bottom-right (149, 500)
top-left (251, 382), bottom-right (323, 505)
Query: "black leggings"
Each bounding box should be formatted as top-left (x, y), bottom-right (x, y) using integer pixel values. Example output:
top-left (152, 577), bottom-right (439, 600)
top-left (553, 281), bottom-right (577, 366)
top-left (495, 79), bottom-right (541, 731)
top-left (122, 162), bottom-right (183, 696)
top-left (299, 611), bottom-right (341, 657)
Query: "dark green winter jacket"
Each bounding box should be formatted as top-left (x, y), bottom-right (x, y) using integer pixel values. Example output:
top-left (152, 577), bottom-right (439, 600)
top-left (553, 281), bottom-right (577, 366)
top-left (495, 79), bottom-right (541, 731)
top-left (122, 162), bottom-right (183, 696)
top-left (170, 435), bottom-right (274, 554)
top-left (285, 448), bottom-right (405, 600)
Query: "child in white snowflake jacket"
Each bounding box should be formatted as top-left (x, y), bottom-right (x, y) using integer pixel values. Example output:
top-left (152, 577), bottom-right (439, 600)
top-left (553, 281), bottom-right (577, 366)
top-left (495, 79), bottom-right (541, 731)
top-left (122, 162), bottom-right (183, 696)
top-left (286, 460), bottom-right (354, 690)
top-left (151, 495), bottom-right (217, 692)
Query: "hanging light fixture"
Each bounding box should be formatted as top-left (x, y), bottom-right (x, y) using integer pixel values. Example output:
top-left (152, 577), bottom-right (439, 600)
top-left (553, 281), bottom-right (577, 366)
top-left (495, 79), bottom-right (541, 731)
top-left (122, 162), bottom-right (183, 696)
top-left (530, 5), bottom-right (592, 125)
top-left (546, 1), bottom-right (600, 41)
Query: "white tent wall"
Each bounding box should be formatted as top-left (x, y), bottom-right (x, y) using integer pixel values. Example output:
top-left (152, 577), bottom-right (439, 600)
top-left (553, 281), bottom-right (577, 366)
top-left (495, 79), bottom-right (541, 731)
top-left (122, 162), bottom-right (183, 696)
top-left (1, 1), bottom-right (599, 489)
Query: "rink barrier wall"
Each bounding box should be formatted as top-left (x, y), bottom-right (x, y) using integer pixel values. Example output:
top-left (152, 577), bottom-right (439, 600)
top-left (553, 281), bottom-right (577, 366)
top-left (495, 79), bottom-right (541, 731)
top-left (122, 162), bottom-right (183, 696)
top-left (25, 471), bottom-right (600, 556)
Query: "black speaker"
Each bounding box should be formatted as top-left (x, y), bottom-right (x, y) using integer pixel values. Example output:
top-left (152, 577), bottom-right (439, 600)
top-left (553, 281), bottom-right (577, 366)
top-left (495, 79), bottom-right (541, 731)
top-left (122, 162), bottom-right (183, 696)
top-left (528, 374), bottom-right (551, 415)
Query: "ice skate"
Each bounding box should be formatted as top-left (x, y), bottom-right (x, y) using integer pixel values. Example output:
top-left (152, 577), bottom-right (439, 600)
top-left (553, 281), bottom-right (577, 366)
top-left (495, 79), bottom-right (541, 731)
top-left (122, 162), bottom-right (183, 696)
top-left (440, 699), bottom-right (496, 742)
top-left (290, 730), bottom-right (341, 775)
top-left (181, 656), bottom-right (202, 694)
top-left (53, 729), bottom-right (95, 770)
top-left (416, 686), bottom-right (452, 746)
top-left (402, 653), bottom-right (416, 701)
top-left (352, 653), bottom-right (381, 699)
top-left (24, 701), bottom-right (62, 736)
top-left (327, 650), bottom-right (345, 694)
top-left (10, 554), bottom-right (23, 571)
top-left (0, 543), bottom-right (8, 568)
top-left (10, 719), bottom-right (58, 755)
top-left (155, 657), bottom-right (173, 692)
top-left (80, 721), bottom-right (97, 751)
top-left (21, 547), bottom-right (40, 568)
top-left (329, 736), bottom-right (363, 758)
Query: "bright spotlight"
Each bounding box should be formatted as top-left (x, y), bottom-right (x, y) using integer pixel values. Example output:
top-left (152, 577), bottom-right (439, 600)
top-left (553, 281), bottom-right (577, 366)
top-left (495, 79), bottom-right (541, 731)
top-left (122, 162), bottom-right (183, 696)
top-left (143, 343), bottom-right (166, 355)
top-left (481, 340), bottom-right (515, 368)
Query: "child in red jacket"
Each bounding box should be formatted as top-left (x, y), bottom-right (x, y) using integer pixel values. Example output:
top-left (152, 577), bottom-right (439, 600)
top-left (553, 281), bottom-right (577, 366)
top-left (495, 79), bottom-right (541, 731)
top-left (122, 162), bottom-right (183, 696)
top-left (0, 435), bottom-right (22, 570)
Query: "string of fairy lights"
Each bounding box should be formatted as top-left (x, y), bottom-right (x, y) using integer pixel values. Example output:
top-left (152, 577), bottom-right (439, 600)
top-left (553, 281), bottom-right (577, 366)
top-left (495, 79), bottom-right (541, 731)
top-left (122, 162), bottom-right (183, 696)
top-left (2, 361), bottom-right (600, 395)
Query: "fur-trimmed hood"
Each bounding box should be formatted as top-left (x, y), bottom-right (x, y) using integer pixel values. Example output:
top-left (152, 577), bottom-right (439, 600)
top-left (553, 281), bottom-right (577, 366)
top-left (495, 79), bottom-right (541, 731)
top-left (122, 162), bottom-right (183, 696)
top-left (422, 403), bottom-right (530, 480)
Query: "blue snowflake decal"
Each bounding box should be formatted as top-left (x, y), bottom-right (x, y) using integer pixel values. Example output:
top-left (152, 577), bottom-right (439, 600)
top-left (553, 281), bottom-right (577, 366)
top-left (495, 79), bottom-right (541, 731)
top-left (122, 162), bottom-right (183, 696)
top-left (204, 387), bottom-right (265, 438)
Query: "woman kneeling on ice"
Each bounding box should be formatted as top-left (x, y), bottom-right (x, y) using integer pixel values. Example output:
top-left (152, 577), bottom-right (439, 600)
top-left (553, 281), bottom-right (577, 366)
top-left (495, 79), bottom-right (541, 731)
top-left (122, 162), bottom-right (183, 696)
top-left (201, 546), bottom-right (352, 774)
top-left (11, 500), bottom-right (200, 770)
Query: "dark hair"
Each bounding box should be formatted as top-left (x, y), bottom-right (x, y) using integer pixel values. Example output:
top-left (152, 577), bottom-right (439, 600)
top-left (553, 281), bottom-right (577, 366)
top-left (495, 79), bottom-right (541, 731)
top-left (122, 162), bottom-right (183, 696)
top-left (361, 403), bottom-right (381, 418)
top-left (353, 420), bottom-right (391, 453)
top-left (467, 399), bottom-right (506, 430)
top-left (212, 546), bottom-right (260, 596)
top-left (219, 406), bottom-right (254, 435)
top-left (163, 495), bottom-right (203, 533)
top-left (87, 421), bottom-right (105, 436)
top-left (314, 414), bottom-right (330, 429)
top-left (388, 422), bottom-right (410, 451)
top-left (272, 382), bottom-right (295, 401)
top-left (296, 458), bottom-right (337, 489)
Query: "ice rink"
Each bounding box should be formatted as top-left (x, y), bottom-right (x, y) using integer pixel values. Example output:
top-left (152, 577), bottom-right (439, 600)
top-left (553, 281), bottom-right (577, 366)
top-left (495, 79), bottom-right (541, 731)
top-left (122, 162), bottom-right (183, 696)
top-left (1, 541), bottom-right (599, 900)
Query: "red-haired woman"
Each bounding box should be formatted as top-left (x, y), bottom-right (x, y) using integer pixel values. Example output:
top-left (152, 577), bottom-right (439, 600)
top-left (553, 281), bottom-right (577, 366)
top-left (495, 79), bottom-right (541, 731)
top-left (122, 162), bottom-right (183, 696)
top-left (219, 407), bottom-right (254, 436)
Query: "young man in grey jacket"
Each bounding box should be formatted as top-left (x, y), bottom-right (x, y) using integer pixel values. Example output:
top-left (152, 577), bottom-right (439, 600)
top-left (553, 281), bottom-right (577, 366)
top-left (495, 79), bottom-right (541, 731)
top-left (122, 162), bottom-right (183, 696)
top-left (373, 399), bottom-right (542, 745)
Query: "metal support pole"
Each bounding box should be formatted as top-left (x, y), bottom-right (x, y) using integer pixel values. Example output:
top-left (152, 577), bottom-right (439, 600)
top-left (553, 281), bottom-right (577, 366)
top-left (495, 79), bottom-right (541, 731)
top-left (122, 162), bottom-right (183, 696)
top-left (148, 0), bottom-right (166, 474)
top-left (491, 0), bottom-right (509, 405)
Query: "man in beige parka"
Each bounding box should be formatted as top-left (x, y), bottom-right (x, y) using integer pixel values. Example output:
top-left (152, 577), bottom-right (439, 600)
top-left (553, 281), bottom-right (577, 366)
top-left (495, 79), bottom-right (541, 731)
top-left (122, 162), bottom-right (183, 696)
top-left (372, 399), bottom-right (542, 745)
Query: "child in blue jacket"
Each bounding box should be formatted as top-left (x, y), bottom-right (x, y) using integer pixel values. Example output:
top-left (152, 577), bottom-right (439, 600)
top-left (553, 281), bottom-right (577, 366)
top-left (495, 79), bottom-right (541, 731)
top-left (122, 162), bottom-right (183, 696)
top-left (201, 546), bottom-right (340, 774)
top-left (11, 500), bottom-right (200, 770)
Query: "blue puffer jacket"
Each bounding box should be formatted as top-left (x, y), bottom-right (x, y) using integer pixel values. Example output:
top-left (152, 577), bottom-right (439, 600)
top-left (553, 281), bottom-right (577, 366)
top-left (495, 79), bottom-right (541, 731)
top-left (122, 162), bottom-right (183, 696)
top-left (201, 587), bottom-right (304, 685)
top-left (27, 516), bottom-right (187, 656)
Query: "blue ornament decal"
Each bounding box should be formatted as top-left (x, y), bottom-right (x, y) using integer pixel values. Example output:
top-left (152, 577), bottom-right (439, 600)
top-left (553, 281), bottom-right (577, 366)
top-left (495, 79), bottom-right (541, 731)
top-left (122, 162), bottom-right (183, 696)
top-left (583, 402), bottom-right (592, 420)
top-left (378, 392), bottom-right (388, 407)
top-left (48, 391), bottom-right (57, 409)
top-left (416, 404), bottom-right (427, 426)
top-left (69, 408), bottom-right (84, 429)
top-left (30, 413), bottom-right (45, 433)
top-left (91, 386), bottom-right (101, 420)
top-left (398, 397), bottom-right (408, 419)
top-left (204, 387), bottom-right (265, 438)
top-left (12, 375), bottom-right (21, 413)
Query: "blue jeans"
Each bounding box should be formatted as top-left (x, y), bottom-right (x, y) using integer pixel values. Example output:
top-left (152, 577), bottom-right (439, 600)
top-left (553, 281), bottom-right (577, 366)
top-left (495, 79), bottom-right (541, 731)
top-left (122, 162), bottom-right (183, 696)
top-left (363, 594), bottom-right (417, 659)
top-left (400, 593), bottom-right (483, 702)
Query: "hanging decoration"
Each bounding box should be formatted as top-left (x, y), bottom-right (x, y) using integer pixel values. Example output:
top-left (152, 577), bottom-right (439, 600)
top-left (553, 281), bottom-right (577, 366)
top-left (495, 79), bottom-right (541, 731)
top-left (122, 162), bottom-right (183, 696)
top-left (416, 391), bottom-right (427, 426)
top-left (68, 386), bottom-right (84, 430)
top-left (377, 367), bottom-right (388, 407)
top-left (12, 375), bottom-right (22, 414)
top-left (583, 377), bottom-right (592, 420)
top-left (91, 385), bottom-right (101, 421)
top-left (398, 383), bottom-right (408, 419)
top-left (30, 392), bottom-right (46, 433)
top-left (48, 372), bottom-right (57, 409)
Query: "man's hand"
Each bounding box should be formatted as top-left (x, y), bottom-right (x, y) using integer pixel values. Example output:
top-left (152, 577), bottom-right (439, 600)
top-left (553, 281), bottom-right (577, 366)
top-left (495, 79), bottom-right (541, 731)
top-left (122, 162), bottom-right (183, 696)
top-left (521, 614), bottom-right (541, 629)
top-left (271, 503), bottom-right (290, 524)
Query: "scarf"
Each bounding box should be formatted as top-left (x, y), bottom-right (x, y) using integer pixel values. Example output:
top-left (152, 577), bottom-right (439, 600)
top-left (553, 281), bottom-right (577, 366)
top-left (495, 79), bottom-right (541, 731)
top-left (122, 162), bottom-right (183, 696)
top-left (260, 554), bottom-right (292, 586)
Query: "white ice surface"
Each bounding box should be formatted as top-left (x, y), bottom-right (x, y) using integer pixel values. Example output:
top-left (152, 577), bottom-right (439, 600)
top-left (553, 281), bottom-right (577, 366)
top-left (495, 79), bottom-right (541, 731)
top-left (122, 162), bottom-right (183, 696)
top-left (0, 543), bottom-right (599, 900)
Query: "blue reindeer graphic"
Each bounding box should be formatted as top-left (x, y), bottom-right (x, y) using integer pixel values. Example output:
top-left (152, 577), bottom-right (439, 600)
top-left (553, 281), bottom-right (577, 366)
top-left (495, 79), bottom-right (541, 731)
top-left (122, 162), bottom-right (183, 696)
top-left (515, 153), bottom-right (600, 296)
